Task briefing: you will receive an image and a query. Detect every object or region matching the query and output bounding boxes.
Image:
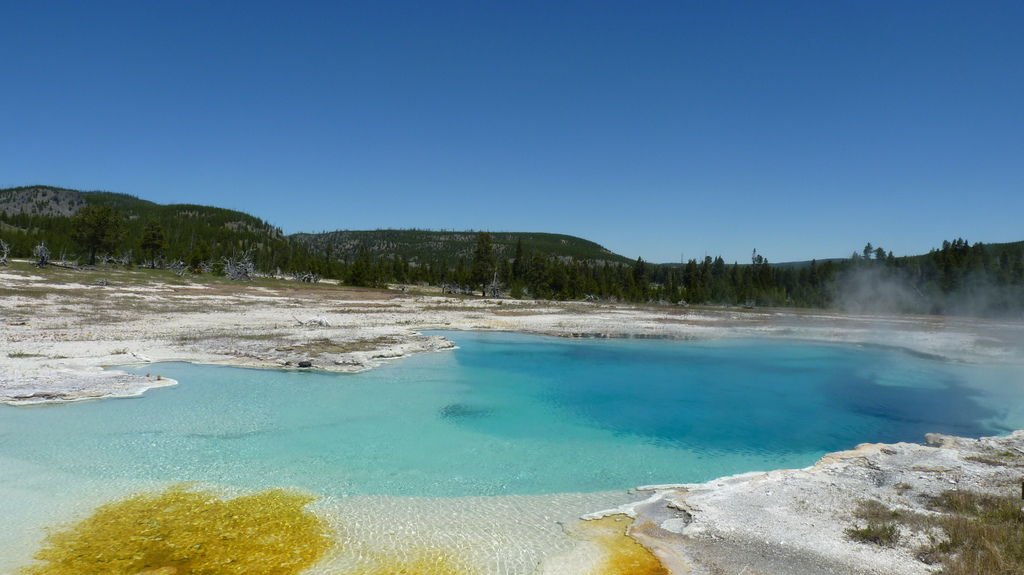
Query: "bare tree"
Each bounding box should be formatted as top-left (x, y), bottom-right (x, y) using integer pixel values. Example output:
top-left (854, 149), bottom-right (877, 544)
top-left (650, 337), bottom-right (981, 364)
top-left (114, 249), bottom-right (132, 266)
top-left (294, 315), bottom-right (330, 327)
top-left (142, 256), bottom-right (165, 270)
top-left (222, 250), bottom-right (255, 281)
top-left (0, 238), bottom-right (9, 266)
top-left (168, 259), bottom-right (190, 277)
top-left (33, 242), bottom-right (50, 268)
top-left (95, 250), bottom-right (132, 266)
top-left (55, 249), bottom-right (79, 268)
top-left (291, 271), bottom-right (321, 284)
top-left (485, 271), bottom-right (503, 298)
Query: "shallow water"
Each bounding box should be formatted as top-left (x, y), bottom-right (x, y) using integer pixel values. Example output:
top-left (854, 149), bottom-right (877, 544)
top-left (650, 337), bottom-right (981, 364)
top-left (2, 332), bottom-right (1023, 572)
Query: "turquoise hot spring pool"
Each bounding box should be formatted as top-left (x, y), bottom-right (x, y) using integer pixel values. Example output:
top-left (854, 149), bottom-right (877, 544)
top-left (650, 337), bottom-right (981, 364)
top-left (2, 331), bottom-right (1022, 499)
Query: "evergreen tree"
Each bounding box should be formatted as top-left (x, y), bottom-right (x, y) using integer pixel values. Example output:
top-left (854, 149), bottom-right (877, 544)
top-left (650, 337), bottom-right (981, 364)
top-left (470, 232), bottom-right (496, 296)
top-left (511, 238), bottom-right (525, 281)
top-left (189, 240), bottom-right (211, 272)
top-left (348, 245), bottom-right (374, 287)
top-left (140, 220), bottom-right (166, 268)
top-left (71, 205), bottom-right (125, 265)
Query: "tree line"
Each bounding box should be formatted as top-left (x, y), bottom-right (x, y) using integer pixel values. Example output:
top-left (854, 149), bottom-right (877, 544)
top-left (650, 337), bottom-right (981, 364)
top-left (1, 204), bottom-right (1021, 317)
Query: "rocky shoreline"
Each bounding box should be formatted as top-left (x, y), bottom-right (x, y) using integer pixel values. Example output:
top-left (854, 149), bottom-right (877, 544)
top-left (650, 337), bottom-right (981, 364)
top-left (608, 431), bottom-right (1024, 574)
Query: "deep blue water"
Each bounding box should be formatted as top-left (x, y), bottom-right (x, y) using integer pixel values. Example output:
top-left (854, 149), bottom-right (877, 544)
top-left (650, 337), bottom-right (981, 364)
top-left (0, 332), bottom-right (1021, 497)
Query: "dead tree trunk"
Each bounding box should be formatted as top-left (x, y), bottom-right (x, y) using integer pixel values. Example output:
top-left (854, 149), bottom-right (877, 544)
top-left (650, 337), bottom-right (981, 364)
top-left (33, 242), bottom-right (50, 268)
top-left (291, 271), bottom-right (321, 283)
top-left (169, 260), bottom-right (189, 277)
top-left (0, 239), bottom-right (9, 266)
top-left (486, 271), bottom-right (503, 298)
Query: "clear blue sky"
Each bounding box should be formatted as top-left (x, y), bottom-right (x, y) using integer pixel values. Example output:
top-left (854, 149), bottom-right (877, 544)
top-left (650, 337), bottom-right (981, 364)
top-left (2, 1), bottom-right (1021, 263)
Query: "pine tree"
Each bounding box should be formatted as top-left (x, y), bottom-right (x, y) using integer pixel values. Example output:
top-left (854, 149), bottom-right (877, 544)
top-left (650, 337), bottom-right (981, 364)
top-left (140, 220), bottom-right (166, 268)
top-left (72, 205), bottom-right (125, 265)
top-left (470, 232), bottom-right (496, 296)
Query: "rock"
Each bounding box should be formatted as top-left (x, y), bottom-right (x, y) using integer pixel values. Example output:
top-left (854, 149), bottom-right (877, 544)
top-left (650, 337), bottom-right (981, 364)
top-left (925, 433), bottom-right (959, 448)
top-left (297, 360), bottom-right (313, 368)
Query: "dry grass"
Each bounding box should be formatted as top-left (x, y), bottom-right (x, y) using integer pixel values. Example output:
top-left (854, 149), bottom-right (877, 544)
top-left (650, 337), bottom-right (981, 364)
top-left (282, 336), bottom-right (398, 357)
top-left (894, 482), bottom-right (914, 495)
top-left (923, 490), bottom-right (1024, 575)
top-left (965, 451), bottom-right (1024, 467)
top-left (8, 351), bottom-right (44, 358)
top-left (847, 489), bottom-right (1024, 574)
top-left (845, 500), bottom-right (901, 547)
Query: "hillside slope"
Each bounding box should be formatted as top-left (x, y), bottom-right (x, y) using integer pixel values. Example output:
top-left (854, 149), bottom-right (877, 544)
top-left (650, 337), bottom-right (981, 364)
top-left (0, 186), bottom-right (86, 217)
top-left (0, 186), bottom-right (281, 235)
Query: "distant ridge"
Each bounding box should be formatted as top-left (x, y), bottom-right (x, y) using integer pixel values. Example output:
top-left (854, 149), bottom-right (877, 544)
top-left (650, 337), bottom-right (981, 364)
top-left (0, 185), bottom-right (278, 235)
top-left (290, 229), bottom-right (634, 266)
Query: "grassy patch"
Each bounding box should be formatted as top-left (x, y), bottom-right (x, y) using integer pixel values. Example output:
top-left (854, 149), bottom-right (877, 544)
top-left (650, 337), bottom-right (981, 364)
top-left (845, 500), bottom-right (901, 546)
top-left (965, 451), bottom-right (1024, 467)
top-left (922, 490), bottom-right (1024, 575)
top-left (8, 351), bottom-right (44, 358)
top-left (234, 331), bottom-right (286, 341)
top-left (847, 489), bottom-right (1024, 574)
top-left (0, 286), bottom-right (50, 299)
top-left (846, 522), bottom-right (900, 547)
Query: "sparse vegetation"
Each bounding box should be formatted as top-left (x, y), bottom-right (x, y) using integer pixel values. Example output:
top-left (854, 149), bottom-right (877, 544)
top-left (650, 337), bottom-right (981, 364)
top-left (965, 450), bottom-right (1024, 467)
top-left (280, 336), bottom-right (399, 357)
top-left (922, 490), bottom-right (1024, 575)
top-left (845, 500), bottom-right (901, 546)
top-left (8, 351), bottom-right (44, 358)
top-left (847, 489), bottom-right (1024, 574)
top-left (846, 522), bottom-right (900, 547)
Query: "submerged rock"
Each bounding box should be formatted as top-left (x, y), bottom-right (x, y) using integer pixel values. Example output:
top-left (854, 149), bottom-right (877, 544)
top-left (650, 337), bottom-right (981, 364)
top-left (439, 402), bottom-right (494, 419)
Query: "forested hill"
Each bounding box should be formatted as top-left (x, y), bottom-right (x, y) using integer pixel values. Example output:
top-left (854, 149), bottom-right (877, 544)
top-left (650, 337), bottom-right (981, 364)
top-left (0, 185), bottom-right (278, 233)
top-left (0, 185), bottom-right (312, 270)
top-left (290, 229), bottom-right (633, 266)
